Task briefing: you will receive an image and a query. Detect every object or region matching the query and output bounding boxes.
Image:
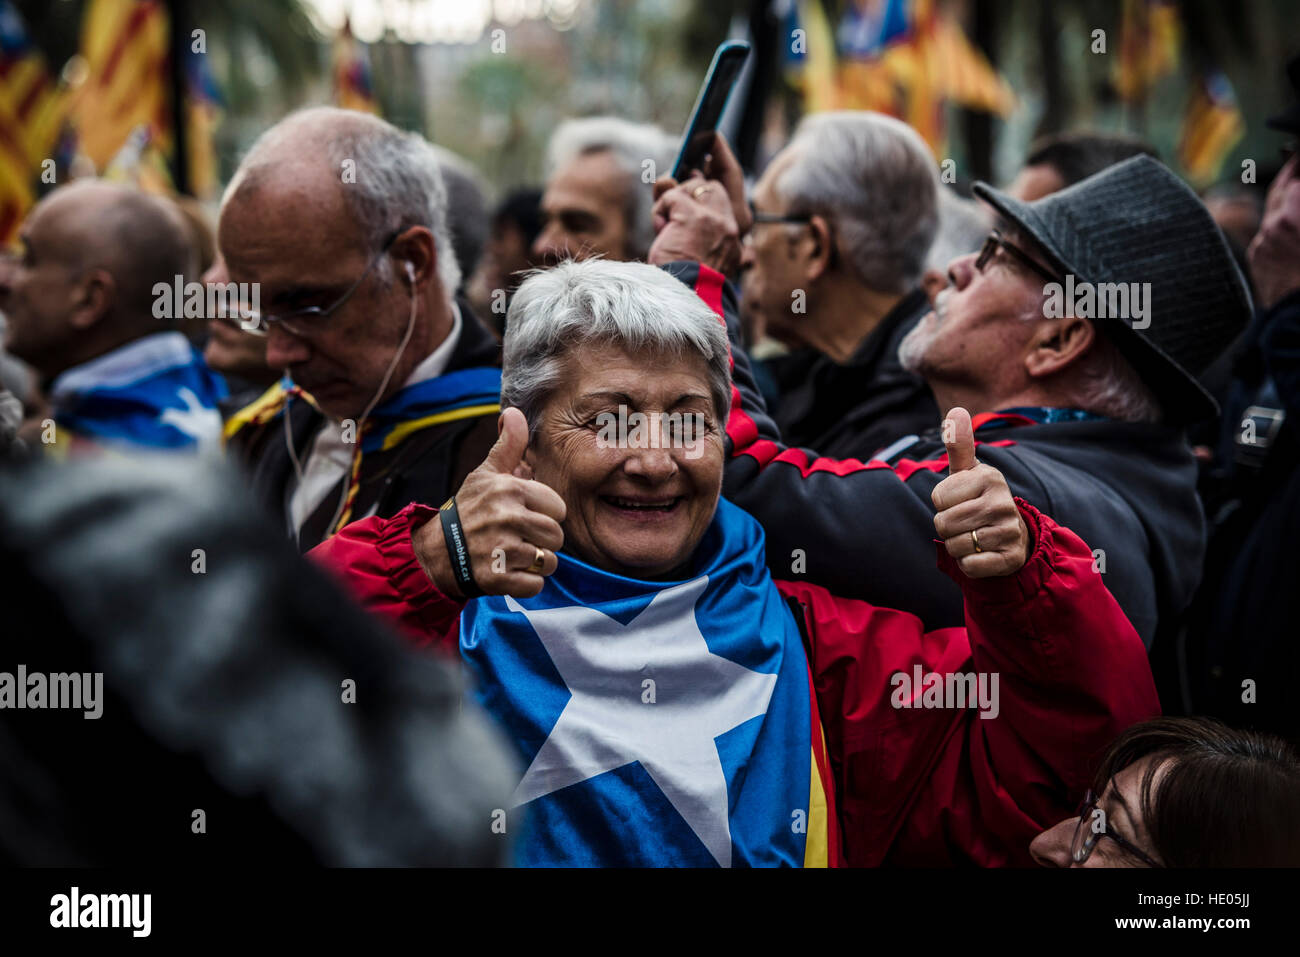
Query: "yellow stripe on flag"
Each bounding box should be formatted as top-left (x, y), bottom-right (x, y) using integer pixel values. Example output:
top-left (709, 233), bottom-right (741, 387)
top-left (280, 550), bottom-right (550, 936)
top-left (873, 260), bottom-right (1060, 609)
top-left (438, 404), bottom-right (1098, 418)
top-left (378, 403), bottom-right (501, 453)
top-left (804, 742), bottom-right (830, 868)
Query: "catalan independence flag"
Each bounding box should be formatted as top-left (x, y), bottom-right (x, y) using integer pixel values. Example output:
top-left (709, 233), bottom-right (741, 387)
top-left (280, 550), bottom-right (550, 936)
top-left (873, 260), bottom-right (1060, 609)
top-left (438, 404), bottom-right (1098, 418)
top-left (333, 17), bottom-right (377, 114)
top-left (1178, 70), bottom-right (1246, 187)
top-left (791, 0), bottom-right (1014, 157)
top-left (460, 497), bottom-right (838, 867)
top-left (0, 1), bottom-right (66, 244)
top-left (69, 0), bottom-right (171, 171)
top-left (1113, 0), bottom-right (1181, 102)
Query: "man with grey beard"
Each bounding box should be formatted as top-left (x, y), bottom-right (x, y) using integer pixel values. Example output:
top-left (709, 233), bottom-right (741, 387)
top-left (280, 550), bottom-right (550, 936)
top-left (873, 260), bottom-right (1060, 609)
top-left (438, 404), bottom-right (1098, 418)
top-left (653, 154), bottom-right (1250, 685)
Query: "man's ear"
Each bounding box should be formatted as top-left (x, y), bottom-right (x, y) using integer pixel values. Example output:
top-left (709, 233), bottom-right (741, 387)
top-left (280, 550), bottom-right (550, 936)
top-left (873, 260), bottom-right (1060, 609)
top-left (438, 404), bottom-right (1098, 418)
top-left (68, 269), bottom-right (115, 331)
top-left (391, 226), bottom-right (437, 289)
top-left (802, 214), bottom-right (834, 283)
top-left (1024, 316), bottom-right (1096, 379)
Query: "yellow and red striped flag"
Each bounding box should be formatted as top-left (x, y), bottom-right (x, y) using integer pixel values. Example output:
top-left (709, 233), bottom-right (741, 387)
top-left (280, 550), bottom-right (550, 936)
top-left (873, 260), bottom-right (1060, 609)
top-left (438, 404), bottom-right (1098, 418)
top-left (333, 17), bottom-right (377, 114)
top-left (0, 0), bottom-right (69, 244)
top-left (1178, 71), bottom-right (1246, 187)
top-left (69, 0), bottom-right (171, 171)
top-left (1113, 0), bottom-right (1181, 102)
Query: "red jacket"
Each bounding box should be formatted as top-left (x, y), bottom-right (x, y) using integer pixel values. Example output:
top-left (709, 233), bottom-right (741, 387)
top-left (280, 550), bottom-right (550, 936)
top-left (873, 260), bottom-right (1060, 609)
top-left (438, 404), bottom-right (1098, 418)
top-left (311, 499), bottom-right (1159, 867)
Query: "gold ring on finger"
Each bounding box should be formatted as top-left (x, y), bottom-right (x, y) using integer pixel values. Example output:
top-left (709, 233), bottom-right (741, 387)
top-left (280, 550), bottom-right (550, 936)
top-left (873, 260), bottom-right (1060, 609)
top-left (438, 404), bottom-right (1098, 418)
top-left (970, 529), bottom-right (983, 553)
top-left (528, 546), bottom-right (546, 574)
top-left (692, 185), bottom-right (713, 199)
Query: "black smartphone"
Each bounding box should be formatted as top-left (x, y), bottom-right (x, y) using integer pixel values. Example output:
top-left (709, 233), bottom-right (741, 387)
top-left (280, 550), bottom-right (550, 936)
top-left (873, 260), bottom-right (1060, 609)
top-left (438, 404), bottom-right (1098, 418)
top-left (670, 40), bottom-right (751, 181)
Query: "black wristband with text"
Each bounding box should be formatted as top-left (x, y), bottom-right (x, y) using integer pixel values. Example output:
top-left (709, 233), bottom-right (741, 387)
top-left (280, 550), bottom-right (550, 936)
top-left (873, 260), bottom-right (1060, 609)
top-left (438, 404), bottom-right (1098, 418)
top-left (438, 496), bottom-right (484, 599)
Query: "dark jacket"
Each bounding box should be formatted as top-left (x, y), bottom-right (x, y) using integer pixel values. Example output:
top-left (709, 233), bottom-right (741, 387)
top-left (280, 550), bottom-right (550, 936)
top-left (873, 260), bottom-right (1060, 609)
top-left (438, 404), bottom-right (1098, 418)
top-left (766, 287), bottom-right (940, 457)
top-left (672, 261), bottom-right (1206, 653)
top-left (1185, 289), bottom-right (1300, 741)
top-left (0, 455), bottom-right (516, 866)
top-left (225, 309), bottom-right (501, 551)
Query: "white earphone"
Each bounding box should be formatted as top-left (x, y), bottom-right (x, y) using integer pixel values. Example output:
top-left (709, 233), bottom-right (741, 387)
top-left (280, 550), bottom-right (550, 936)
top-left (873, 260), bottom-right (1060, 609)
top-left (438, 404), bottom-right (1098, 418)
top-left (404, 261), bottom-right (415, 283)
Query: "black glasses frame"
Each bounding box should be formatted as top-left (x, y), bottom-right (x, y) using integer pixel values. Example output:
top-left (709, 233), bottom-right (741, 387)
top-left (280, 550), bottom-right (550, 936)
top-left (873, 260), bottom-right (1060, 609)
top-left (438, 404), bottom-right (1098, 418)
top-left (975, 229), bottom-right (1062, 286)
top-left (1070, 788), bottom-right (1162, 868)
top-left (229, 229), bottom-right (403, 338)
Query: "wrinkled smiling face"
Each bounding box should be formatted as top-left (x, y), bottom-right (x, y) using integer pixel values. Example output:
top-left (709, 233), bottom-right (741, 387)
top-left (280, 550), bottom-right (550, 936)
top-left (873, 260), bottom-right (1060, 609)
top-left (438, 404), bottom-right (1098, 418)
top-left (525, 340), bottom-right (724, 580)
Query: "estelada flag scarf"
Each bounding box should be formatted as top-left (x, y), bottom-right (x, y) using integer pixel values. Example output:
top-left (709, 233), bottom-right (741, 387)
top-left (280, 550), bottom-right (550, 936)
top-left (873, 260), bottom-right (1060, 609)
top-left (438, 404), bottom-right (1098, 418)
top-left (224, 366), bottom-right (501, 531)
top-left (460, 497), bottom-right (836, 867)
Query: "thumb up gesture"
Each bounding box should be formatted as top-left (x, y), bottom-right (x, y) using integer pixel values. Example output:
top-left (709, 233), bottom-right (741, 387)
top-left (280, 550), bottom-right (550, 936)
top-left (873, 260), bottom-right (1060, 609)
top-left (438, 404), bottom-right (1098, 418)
top-left (930, 408), bottom-right (1031, 578)
top-left (412, 407), bottom-right (567, 598)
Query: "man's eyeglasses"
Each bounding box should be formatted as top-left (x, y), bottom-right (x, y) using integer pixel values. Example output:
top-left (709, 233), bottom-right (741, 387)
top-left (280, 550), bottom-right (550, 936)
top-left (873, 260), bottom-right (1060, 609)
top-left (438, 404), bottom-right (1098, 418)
top-left (743, 201), bottom-right (814, 246)
top-left (224, 230), bottom-right (401, 338)
top-left (975, 229), bottom-right (1061, 286)
top-left (1070, 788), bottom-right (1162, 867)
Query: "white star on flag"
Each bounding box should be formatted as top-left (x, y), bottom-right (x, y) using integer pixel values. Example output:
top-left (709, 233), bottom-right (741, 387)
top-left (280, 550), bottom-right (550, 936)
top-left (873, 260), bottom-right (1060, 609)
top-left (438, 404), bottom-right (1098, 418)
top-left (505, 575), bottom-right (778, 867)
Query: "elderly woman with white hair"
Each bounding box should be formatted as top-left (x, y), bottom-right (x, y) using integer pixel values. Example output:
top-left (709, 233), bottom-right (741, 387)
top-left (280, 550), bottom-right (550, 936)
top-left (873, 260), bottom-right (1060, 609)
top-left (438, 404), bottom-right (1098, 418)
top-left (313, 258), bottom-right (1157, 867)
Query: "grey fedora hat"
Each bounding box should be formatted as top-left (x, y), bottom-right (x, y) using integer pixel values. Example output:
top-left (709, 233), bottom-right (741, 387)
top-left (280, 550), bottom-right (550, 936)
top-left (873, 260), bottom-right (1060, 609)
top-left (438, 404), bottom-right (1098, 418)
top-left (972, 154), bottom-right (1252, 423)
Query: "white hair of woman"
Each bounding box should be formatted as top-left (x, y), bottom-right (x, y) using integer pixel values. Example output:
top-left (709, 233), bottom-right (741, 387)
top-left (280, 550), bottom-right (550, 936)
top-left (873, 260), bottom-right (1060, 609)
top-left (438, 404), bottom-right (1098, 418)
top-left (501, 259), bottom-right (731, 432)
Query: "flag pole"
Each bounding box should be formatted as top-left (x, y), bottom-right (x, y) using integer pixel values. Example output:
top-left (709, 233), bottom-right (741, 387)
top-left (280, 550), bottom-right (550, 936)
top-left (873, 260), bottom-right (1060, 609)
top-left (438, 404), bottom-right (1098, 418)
top-left (168, 0), bottom-right (191, 195)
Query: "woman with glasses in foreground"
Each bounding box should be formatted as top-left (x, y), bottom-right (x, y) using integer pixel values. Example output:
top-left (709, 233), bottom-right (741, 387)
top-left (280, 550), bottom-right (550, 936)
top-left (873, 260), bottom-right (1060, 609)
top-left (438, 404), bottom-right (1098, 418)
top-left (1031, 716), bottom-right (1300, 867)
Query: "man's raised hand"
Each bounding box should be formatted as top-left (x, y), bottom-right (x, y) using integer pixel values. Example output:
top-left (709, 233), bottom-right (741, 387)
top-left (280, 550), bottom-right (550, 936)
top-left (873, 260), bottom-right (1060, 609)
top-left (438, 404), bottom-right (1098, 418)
top-left (412, 407), bottom-right (566, 598)
top-left (931, 407), bottom-right (1031, 578)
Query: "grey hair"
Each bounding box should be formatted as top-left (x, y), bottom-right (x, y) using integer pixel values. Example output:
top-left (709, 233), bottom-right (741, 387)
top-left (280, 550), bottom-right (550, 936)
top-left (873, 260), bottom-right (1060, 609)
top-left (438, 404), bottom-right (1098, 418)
top-left (1070, 331), bottom-right (1163, 423)
top-left (1009, 292), bottom-right (1161, 422)
top-left (501, 259), bottom-right (731, 431)
top-left (925, 188), bottom-right (991, 275)
top-left (776, 111), bottom-right (940, 293)
top-left (226, 107), bottom-right (460, 302)
top-left (545, 117), bottom-right (680, 260)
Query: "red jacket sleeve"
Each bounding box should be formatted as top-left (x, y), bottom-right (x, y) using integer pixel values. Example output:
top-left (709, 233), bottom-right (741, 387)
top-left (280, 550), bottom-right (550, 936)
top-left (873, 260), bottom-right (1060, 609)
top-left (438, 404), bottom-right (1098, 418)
top-left (778, 499), bottom-right (1160, 867)
top-left (309, 503), bottom-right (465, 653)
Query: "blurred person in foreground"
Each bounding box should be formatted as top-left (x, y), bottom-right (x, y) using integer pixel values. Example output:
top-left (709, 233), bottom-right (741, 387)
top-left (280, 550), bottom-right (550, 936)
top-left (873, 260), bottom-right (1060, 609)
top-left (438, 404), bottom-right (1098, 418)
top-left (0, 180), bottom-right (226, 456)
top-left (1185, 54), bottom-right (1300, 741)
top-left (1030, 717), bottom-right (1300, 867)
top-left (0, 455), bottom-right (515, 866)
top-left (650, 144), bottom-right (1252, 667)
top-left (532, 117), bottom-right (678, 265)
top-left (220, 107), bottom-right (502, 552)
top-left (313, 258), bottom-right (1157, 867)
top-left (721, 112), bottom-right (941, 458)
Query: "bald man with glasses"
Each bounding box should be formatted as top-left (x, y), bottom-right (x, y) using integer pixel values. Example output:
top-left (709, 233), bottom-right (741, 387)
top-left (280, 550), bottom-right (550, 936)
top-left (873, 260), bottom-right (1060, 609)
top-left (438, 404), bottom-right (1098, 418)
top-left (220, 108), bottom-right (502, 551)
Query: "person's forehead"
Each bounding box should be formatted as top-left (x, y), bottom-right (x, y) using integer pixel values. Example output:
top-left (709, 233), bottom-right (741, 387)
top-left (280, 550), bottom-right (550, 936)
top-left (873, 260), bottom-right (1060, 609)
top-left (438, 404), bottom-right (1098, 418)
top-left (560, 340), bottom-right (712, 395)
top-left (219, 169), bottom-right (364, 282)
top-left (1108, 755), bottom-right (1168, 843)
top-left (543, 151), bottom-right (628, 216)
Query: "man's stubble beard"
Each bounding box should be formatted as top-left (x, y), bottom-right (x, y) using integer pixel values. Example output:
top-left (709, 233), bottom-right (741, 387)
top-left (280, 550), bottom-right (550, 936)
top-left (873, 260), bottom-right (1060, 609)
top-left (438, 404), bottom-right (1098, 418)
top-left (897, 288), bottom-right (950, 376)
